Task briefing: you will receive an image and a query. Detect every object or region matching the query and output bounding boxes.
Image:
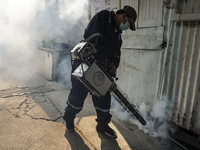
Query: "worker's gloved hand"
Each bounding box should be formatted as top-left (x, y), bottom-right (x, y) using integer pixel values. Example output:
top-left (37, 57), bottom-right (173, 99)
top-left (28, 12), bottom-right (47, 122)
top-left (108, 63), bottom-right (116, 76)
top-left (98, 59), bottom-right (108, 67)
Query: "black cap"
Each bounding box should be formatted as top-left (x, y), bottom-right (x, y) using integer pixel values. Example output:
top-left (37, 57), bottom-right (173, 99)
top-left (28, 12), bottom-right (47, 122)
top-left (122, 6), bottom-right (137, 31)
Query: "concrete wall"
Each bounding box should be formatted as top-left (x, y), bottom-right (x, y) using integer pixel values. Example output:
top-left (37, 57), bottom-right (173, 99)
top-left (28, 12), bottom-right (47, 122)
top-left (116, 49), bottom-right (160, 106)
top-left (115, 0), bottom-right (163, 107)
top-left (118, 26), bottom-right (164, 106)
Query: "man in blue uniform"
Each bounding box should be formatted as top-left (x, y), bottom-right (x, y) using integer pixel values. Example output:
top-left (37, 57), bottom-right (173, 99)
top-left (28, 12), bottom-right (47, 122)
top-left (63, 5), bottom-right (137, 138)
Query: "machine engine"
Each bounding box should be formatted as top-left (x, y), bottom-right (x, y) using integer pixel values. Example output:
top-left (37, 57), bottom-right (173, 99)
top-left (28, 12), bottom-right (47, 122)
top-left (70, 42), bottom-right (146, 126)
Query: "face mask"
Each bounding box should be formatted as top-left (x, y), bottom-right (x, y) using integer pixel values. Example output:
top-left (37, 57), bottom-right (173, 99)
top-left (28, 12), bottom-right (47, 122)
top-left (119, 21), bottom-right (130, 31)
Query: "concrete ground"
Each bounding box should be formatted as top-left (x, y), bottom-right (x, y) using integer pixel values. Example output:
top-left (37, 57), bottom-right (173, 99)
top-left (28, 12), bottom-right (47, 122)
top-left (0, 73), bottom-right (170, 150)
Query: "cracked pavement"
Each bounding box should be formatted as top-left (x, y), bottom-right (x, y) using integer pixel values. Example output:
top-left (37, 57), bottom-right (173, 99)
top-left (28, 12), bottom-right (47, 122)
top-left (0, 82), bottom-right (61, 121)
top-left (0, 74), bottom-right (95, 150)
top-left (6, 94), bottom-right (62, 122)
top-left (0, 73), bottom-right (170, 150)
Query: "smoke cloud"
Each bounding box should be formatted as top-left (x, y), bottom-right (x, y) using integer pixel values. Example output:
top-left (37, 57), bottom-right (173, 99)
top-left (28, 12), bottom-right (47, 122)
top-left (111, 95), bottom-right (175, 139)
top-left (0, 0), bottom-right (41, 80)
top-left (0, 0), bottom-right (88, 82)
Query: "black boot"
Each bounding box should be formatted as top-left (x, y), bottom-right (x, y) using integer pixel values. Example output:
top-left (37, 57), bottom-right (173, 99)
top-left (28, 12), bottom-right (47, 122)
top-left (96, 124), bottom-right (117, 138)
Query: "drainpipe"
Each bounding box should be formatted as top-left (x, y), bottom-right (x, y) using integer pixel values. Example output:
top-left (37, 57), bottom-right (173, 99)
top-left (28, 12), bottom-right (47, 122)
top-left (171, 0), bottom-right (200, 21)
top-left (157, 22), bottom-right (174, 102)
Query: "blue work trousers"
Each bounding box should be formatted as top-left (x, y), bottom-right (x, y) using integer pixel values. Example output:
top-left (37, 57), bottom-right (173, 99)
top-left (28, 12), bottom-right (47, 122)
top-left (63, 61), bottom-right (112, 127)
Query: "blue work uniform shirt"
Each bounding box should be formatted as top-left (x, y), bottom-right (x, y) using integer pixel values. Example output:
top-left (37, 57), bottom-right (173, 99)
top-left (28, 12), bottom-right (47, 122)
top-left (83, 10), bottom-right (122, 68)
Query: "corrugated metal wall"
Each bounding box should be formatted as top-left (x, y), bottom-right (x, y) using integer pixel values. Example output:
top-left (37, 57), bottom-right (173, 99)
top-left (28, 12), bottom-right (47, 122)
top-left (162, 0), bottom-right (200, 135)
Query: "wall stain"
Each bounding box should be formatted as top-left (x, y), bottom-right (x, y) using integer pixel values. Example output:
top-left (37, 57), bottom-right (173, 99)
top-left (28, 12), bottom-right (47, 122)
top-left (124, 62), bottom-right (147, 74)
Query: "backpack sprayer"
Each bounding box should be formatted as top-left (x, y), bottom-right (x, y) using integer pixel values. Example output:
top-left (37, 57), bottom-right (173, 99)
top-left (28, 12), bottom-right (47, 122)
top-left (70, 42), bottom-right (146, 126)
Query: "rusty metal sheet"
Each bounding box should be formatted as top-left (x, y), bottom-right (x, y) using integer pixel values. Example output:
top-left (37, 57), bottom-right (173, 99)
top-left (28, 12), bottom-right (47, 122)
top-left (162, 0), bottom-right (200, 135)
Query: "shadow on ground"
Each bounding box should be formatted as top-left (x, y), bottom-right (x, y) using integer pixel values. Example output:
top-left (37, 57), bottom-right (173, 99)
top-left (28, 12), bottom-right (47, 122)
top-left (64, 129), bottom-right (92, 150)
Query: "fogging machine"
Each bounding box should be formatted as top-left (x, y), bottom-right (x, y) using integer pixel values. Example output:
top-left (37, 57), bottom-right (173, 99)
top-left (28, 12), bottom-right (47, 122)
top-left (70, 42), bottom-right (146, 126)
